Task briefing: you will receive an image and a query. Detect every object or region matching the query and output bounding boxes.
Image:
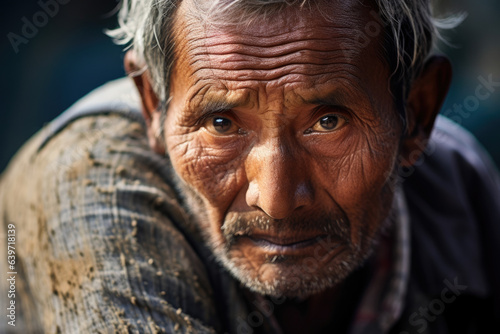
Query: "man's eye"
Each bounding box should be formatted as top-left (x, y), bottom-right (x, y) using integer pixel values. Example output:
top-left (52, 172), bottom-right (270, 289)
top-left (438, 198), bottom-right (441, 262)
top-left (308, 114), bottom-right (347, 133)
top-left (205, 116), bottom-right (239, 135)
top-left (213, 117), bottom-right (232, 133)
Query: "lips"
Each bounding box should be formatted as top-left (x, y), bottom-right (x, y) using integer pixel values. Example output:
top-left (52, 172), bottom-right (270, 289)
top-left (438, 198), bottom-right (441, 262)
top-left (224, 214), bottom-right (349, 257)
top-left (249, 233), bottom-right (326, 247)
top-left (233, 230), bottom-right (339, 255)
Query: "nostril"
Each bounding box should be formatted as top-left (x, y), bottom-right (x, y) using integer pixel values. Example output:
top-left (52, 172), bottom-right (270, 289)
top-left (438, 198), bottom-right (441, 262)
top-left (245, 182), bottom-right (260, 209)
top-left (244, 146), bottom-right (314, 218)
top-left (245, 179), bottom-right (314, 220)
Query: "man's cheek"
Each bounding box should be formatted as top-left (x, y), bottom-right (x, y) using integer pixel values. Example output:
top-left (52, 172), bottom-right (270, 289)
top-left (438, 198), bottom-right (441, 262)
top-left (172, 143), bottom-right (244, 200)
top-left (317, 138), bottom-right (395, 212)
top-left (313, 137), bottom-right (372, 191)
top-left (345, 133), bottom-right (397, 187)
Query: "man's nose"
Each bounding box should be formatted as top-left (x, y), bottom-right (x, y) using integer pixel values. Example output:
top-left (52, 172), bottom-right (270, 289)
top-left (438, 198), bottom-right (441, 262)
top-left (245, 139), bottom-right (314, 219)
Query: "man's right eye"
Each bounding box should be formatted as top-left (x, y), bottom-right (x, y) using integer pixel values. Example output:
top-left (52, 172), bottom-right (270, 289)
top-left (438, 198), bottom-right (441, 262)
top-left (205, 116), bottom-right (239, 135)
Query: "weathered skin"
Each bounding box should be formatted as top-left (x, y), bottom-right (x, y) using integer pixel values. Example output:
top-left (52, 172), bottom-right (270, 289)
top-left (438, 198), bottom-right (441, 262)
top-left (128, 0), bottom-right (451, 309)
top-left (159, 0), bottom-right (402, 298)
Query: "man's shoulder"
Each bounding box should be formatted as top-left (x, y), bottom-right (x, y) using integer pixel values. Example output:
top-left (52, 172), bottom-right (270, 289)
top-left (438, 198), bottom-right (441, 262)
top-left (404, 114), bottom-right (500, 221)
top-left (0, 80), bottom-right (229, 332)
top-left (402, 115), bottom-right (500, 308)
top-left (432, 115), bottom-right (500, 179)
top-left (36, 77), bottom-right (144, 152)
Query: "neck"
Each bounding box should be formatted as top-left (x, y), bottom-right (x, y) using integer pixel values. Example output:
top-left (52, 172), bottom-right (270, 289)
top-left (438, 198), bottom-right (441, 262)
top-left (274, 285), bottom-right (343, 334)
top-left (246, 261), bottom-right (374, 334)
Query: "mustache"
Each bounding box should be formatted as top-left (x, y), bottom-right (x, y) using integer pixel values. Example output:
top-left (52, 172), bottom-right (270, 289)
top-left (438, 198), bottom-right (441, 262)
top-left (221, 211), bottom-right (351, 242)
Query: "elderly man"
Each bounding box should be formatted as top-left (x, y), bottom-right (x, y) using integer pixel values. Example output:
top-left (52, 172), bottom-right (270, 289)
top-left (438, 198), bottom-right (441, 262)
top-left (1, 0), bottom-right (499, 333)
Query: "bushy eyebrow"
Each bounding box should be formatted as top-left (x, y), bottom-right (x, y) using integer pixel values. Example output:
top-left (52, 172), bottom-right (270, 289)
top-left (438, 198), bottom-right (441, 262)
top-left (306, 91), bottom-right (350, 108)
top-left (187, 97), bottom-right (240, 124)
top-left (305, 87), bottom-right (376, 119)
top-left (187, 86), bottom-right (252, 120)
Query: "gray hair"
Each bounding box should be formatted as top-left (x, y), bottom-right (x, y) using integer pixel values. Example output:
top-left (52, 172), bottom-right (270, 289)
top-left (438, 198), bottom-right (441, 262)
top-left (107, 0), bottom-right (463, 120)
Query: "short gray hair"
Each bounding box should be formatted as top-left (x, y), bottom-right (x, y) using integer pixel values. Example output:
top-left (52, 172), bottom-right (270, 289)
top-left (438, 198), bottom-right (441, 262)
top-left (108, 0), bottom-right (463, 117)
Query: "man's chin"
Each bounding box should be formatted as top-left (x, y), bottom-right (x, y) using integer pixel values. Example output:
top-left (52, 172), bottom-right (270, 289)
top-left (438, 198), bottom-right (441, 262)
top-left (214, 237), bottom-right (365, 299)
top-left (222, 254), bottom-right (357, 299)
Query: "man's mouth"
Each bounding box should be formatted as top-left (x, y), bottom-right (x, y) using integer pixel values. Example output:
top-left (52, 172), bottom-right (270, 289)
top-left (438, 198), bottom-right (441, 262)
top-left (233, 231), bottom-right (342, 256)
top-left (224, 214), bottom-right (350, 257)
top-left (249, 233), bottom-right (327, 249)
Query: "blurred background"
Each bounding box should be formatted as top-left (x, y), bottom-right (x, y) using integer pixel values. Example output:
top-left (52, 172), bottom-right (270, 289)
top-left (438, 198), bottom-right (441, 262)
top-left (0, 0), bottom-right (124, 172)
top-left (1, 0), bottom-right (499, 172)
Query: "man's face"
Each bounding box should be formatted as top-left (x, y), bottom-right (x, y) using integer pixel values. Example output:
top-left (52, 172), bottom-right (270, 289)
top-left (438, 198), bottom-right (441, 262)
top-left (163, 0), bottom-right (402, 297)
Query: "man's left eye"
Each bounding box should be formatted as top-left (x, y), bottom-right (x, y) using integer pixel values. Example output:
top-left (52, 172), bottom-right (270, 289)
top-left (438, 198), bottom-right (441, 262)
top-left (308, 114), bottom-right (347, 133)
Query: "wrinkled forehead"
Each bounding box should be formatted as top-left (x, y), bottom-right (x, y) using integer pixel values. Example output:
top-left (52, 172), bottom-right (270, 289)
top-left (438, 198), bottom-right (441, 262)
top-left (173, 0), bottom-right (383, 60)
top-left (169, 0), bottom-right (391, 112)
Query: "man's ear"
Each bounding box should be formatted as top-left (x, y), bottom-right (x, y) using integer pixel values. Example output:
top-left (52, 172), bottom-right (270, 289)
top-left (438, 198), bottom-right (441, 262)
top-left (399, 55), bottom-right (452, 167)
top-left (124, 50), bottom-right (165, 155)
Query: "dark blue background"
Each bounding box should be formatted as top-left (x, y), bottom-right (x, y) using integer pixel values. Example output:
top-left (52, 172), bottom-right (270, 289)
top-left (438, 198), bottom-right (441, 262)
top-left (1, 0), bottom-right (124, 172)
top-left (1, 0), bottom-right (499, 172)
